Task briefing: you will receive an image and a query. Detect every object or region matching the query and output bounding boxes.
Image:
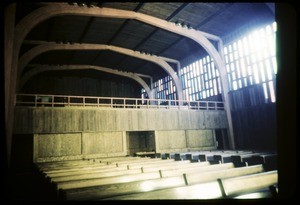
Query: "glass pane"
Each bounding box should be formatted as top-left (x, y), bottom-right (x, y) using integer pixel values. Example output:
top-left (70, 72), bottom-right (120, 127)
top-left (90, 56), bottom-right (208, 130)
top-left (233, 81), bottom-right (237, 90)
top-left (269, 81), bottom-right (276, 102)
top-left (263, 82), bottom-right (268, 101)
top-left (259, 61), bottom-right (266, 82)
top-left (213, 79), bottom-right (218, 95)
top-left (253, 64), bottom-right (260, 84)
top-left (243, 36), bottom-right (249, 55)
top-left (224, 46), bottom-right (228, 54)
top-left (218, 78), bottom-right (222, 93)
top-left (272, 56), bottom-right (277, 75)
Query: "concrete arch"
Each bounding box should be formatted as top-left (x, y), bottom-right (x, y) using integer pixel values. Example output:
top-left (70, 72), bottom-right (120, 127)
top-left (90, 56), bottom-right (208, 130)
top-left (20, 64), bottom-right (154, 99)
top-left (18, 43), bottom-right (183, 101)
top-left (11, 4), bottom-right (234, 148)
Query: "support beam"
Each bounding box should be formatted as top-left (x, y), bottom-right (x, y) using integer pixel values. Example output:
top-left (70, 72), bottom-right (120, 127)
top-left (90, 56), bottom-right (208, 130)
top-left (217, 40), bottom-right (235, 149)
top-left (18, 42), bottom-right (183, 101)
top-left (4, 3), bottom-right (16, 168)
top-left (20, 64), bottom-right (154, 99)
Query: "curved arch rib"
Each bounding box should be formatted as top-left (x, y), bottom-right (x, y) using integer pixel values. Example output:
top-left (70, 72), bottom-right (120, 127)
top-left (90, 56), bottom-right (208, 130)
top-left (20, 64), bottom-right (154, 99)
top-left (13, 5), bottom-right (234, 148)
top-left (18, 43), bottom-right (183, 101)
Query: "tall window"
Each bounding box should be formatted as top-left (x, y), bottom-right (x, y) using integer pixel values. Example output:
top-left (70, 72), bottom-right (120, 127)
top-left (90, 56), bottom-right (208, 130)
top-left (224, 22), bottom-right (277, 102)
top-left (142, 22), bottom-right (277, 103)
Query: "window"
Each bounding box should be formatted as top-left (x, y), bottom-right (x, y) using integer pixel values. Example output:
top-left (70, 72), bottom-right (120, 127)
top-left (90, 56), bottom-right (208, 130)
top-left (142, 22), bottom-right (277, 104)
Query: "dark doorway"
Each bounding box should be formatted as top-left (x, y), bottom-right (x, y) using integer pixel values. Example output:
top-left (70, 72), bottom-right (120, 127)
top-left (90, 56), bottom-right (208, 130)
top-left (215, 129), bottom-right (229, 150)
top-left (11, 134), bottom-right (34, 173)
top-left (126, 131), bottom-right (155, 156)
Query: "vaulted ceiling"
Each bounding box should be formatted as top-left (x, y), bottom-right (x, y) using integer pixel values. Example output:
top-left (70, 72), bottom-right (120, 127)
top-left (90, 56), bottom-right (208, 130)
top-left (17, 2), bottom-right (274, 86)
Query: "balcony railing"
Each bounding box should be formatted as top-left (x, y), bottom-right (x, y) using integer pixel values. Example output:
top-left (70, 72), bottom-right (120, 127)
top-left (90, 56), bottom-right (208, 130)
top-left (15, 94), bottom-right (224, 111)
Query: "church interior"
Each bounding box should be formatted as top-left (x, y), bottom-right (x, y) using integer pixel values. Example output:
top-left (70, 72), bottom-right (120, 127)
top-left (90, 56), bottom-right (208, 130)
top-left (3, 2), bottom-right (297, 202)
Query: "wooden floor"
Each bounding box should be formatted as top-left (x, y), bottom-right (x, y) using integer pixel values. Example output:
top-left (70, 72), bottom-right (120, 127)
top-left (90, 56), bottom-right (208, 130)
top-left (8, 150), bottom-right (278, 201)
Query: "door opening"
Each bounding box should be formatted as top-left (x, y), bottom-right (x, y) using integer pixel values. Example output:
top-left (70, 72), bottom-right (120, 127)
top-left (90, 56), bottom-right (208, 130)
top-left (215, 129), bottom-right (229, 150)
top-left (126, 131), bottom-right (155, 156)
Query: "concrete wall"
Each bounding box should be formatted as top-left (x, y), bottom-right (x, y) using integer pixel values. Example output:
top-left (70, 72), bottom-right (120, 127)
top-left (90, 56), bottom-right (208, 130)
top-left (155, 129), bottom-right (216, 153)
top-left (14, 107), bottom-right (228, 133)
top-left (14, 107), bottom-right (228, 162)
top-left (34, 132), bottom-right (126, 162)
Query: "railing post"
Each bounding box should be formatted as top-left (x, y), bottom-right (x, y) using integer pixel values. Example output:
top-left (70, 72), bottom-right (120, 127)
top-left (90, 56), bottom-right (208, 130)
top-left (111, 98), bottom-right (113, 108)
top-left (123, 99), bottom-right (125, 108)
top-left (135, 99), bottom-right (137, 109)
top-left (35, 95), bottom-right (37, 107)
top-left (52, 95), bottom-right (54, 107)
top-left (97, 97), bottom-right (99, 107)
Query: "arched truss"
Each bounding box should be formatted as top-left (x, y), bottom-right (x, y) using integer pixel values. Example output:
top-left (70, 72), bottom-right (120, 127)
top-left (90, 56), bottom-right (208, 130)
top-left (20, 64), bottom-right (154, 99)
top-left (11, 4), bottom-right (234, 148)
top-left (18, 43), bottom-right (181, 100)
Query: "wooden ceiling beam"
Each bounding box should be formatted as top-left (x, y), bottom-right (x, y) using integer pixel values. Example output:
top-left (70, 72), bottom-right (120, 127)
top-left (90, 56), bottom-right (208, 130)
top-left (20, 64), bottom-right (154, 99)
top-left (18, 42), bottom-right (182, 101)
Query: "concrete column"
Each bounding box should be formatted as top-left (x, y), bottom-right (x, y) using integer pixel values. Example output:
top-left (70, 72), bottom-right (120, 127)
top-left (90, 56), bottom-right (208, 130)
top-left (218, 40), bottom-right (235, 149)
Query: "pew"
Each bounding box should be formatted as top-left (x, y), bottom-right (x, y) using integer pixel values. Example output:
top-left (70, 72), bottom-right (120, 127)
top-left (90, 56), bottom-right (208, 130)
top-left (55, 161), bottom-right (215, 191)
top-left (61, 164), bottom-right (263, 200)
top-left (46, 166), bottom-right (128, 178)
top-left (97, 156), bottom-right (149, 164)
top-left (50, 160), bottom-right (191, 182)
top-left (41, 163), bottom-right (117, 174)
top-left (160, 162), bottom-right (234, 178)
top-left (103, 170), bottom-right (277, 200)
top-left (219, 170), bottom-right (278, 198)
top-left (248, 154), bottom-right (277, 171)
top-left (185, 164), bottom-right (264, 185)
top-left (213, 151), bottom-right (256, 164)
top-left (142, 161), bottom-right (209, 173)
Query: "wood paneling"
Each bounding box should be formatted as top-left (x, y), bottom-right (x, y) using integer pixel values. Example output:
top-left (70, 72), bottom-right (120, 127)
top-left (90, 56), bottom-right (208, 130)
top-left (229, 85), bottom-right (277, 151)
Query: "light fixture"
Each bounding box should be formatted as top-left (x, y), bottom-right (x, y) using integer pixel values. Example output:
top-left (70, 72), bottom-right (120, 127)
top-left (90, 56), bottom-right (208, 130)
top-left (175, 21), bottom-right (181, 26)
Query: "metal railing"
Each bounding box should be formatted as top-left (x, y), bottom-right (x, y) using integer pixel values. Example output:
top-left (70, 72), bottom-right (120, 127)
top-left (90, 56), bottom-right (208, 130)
top-left (15, 94), bottom-right (224, 111)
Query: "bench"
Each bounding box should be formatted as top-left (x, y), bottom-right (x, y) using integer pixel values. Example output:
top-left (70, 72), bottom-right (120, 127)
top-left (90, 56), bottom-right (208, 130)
top-left (219, 170), bottom-right (278, 198)
top-left (59, 162), bottom-right (231, 200)
top-left (46, 165), bottom-right (128, 178)
top-left (247, 154), bottom-right (277, 171)
top-left (55, 161), bottom-right (213, 192)
top-left (159, 162), bottom-right (234, 178)
top-left (97, 156), bottom-right (149, 164)
top-left (103, 170), bottom-right (277, 200)
top-left (50, 160), bottom-right (191, 183)
top-left (213, 151), bottom-right (257, 164)
top-left (185, 164), bottom-right (264, 185)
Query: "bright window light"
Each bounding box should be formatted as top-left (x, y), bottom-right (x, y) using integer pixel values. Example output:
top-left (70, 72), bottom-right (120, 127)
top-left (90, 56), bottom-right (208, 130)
top-left (269, 81), bottom-right (276, 102)
top-left (253, 64), bottom-right (260, 84)
top-left (263, 82), bottom-right (268, 100)
top-left (145, 22), bottom-right (276, 102)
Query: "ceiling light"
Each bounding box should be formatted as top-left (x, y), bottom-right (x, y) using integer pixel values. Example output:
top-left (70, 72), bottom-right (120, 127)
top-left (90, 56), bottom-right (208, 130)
top-left (175, 21), bottom-right (181, 26)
